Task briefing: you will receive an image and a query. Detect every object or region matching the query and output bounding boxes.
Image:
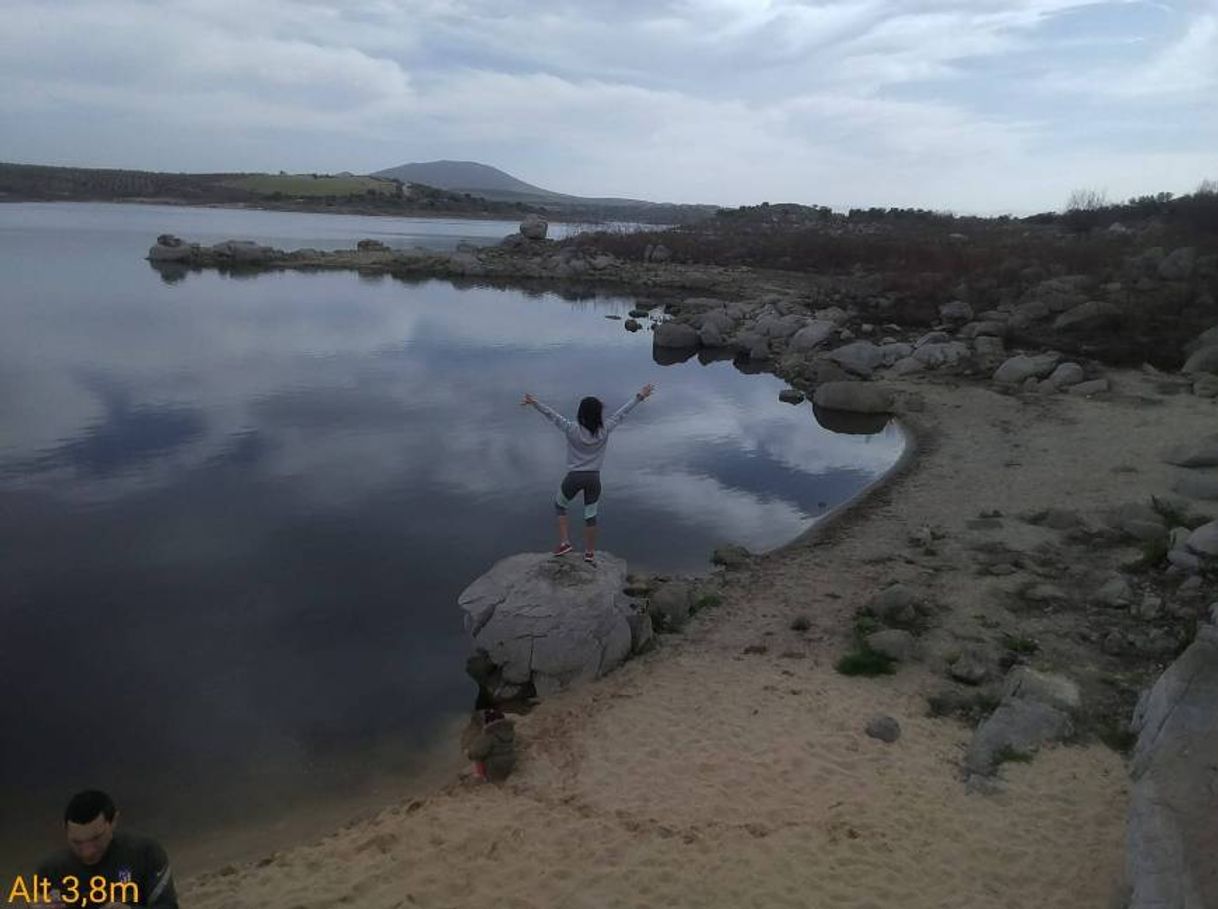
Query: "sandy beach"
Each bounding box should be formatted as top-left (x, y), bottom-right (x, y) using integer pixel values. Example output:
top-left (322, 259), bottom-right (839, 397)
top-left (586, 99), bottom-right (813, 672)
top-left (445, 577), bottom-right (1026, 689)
top-left (182, 368), bottom-right (1214, 909)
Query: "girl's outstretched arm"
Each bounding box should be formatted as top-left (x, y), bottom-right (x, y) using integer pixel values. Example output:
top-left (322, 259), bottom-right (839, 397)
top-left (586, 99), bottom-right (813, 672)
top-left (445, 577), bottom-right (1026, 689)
top-left (604, 383), bottom-right (655, 432)
top-left (522, 393), bottom-right (574, 434)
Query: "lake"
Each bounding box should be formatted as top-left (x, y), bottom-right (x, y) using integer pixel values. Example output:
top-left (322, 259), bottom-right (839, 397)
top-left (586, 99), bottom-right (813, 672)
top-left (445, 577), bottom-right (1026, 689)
top-left (0, 202), bottom-right (903, 874)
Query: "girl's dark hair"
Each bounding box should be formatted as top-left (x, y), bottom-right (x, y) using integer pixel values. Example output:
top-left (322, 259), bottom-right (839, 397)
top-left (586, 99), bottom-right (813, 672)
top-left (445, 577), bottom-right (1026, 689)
top-left (577, 397), bottom-right (603, 435)
top-left (65, 790), bottom-right (116, 825)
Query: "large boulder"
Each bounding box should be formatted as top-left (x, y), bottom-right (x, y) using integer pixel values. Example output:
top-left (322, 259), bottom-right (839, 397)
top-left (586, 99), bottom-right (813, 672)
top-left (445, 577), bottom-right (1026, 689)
top-left (1184, 520), bottom-right (1218, 557)
top-left (1000, 667), bottom-right (1081, 714)
top-left (1182, 345), bottom-right (1218, 376)
top-left (788, 320), bottom-right (837, 352)
top-left (812, 381), bottom-right (894, 414)
top-left (964, 699), bottom-right (1074, 777)
top-left (653, 321), bottom-right (702, 349)
top-left (649, 580), bottom-right (694, 632)
top-left (458, 552), bottom-right (644, 700)
top-left (519, 216), bottom-right (548, 240)
top-left (1053, 300), bottom-right (1120, 332)
top-left (1163, 436), bottom-right (1218, 468)
top-left (1126, 623), bottom-right (1218, 909)
top-left (825, 341), bottom-right (884, 377)
top-left (1157, 246), bottom-right (1196, 281)
top-left (211, 240), bottom-right (277, 264)
top-left (993, 353), bottom-right (1060, 385)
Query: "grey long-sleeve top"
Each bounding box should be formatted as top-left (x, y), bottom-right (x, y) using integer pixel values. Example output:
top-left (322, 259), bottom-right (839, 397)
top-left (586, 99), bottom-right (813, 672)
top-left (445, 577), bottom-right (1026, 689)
top-left (532, 396), bottom-right (642, 471)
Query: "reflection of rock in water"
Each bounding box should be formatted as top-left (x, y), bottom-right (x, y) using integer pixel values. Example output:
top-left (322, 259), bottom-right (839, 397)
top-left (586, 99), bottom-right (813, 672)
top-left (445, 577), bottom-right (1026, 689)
top-left (731, 353), bottom-right (770, 375)
top-left (697, 348), bottom-right (736, 366)
top-left (653, 346), bottom-right (698, 366)
top-left (812, 404), bottom-right (890, 435)
top-left (150, 262), bottom-right (190, 285)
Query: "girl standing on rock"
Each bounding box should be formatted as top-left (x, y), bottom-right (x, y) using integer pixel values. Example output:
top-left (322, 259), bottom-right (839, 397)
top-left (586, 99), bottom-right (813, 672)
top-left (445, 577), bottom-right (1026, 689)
top-left (521, 384), bottom-right (655, 565)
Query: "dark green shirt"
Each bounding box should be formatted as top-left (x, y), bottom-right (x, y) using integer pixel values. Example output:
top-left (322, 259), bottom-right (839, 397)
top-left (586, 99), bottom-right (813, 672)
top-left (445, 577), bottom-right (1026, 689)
top-left (35, 831), bottom-right (177, 908)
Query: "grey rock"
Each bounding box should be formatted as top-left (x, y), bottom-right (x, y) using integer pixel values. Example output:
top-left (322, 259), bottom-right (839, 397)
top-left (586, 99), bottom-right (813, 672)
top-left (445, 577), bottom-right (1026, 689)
top-left (1126, 624), bottom-right (1218, 909)
top-left (915, 331), bottom-right (951, 348)
top-left (1132, 596), bottom-right (1164, 621)
top-left (812, 381), bottom-right (894, 415)
top-left (697, 323), bottom-right (725, 347)
top-left (1053, 300), bottom-right (1120, 332)
top-left (624, 319), bottom-right (642, 332)
top-left (1182, 345), bottom-right (1218, 376)
top-left (1185, 324), bottom-right (1218, 355)
top-left (1094, 576), bottom-right (1134, 608)
top-left (1168, 549), bottom-right (1203, 573)
top-left (778, 388), bottom-right (805, 404)
top-left (1067, 378), bottom-right (1110, 396)
top-left (949, 647), bottom-right (993, 685)
top-left (940, 300), bottom-right (974, 322)
top-left (973, 336), bottom-right (1006, 359)
top-left (1022, 583), bottom-right (1068, 603)
top-left (958, 321), bottom-right (1007, 339)
top-left (993, 353), bottom-right (1061, 385)
top-left (518, 215), bottom-right (548, 240)
top-left (1046, 362), bottom-right (1086, 388)
top-left (912, 341), bottom-right (970, 368)
top-left (1185, 520), bottom-right (1218, 557)
top-left (1173, 472), bottom-right (1218, 500)
top-left (888, 356), bottom-right (926, 376)
top-left (965, 698), bottom-right (1074, 776)
top-left (458, 552), bottom-right (636, 699)
top-left (1001, 667), bottom-right (1081, 713)
top-left (788, 320), bottom-right (836, 352)
top-left (148, 242), bottom-right (193, 262)
top-left (711, 545), bottom-right (752, 569)
top-left (878, 342), bottom-right (914, 366)
top-left (868, 585), bottom-right (921, 628)
top-left (1163, 436), bottom-right (1218, 468)
top-left (1157, 246), bottom-right (1197, 281)
top-left (653, 321), bottom-right (702, 349)
top-left (826, 341), bottom-right (884, 377)
top-left (865, 715), bottom-right (902, 743)
top-left (649, 580), bottom-right (694, 632)
top-left (866, 629), bottom-right (916, 662)
top-left (1194, 375), bottom-right (1218, 398)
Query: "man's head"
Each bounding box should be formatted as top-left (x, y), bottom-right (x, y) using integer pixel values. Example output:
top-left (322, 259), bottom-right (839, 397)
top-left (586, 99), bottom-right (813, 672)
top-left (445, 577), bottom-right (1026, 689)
top-left (63, 790), bottom-right (119, 865)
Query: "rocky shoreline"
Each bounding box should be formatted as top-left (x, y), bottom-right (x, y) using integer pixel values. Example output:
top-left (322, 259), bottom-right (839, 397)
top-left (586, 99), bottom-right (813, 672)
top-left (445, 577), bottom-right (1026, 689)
top-left (156, 219), bottom-right (1217, 907)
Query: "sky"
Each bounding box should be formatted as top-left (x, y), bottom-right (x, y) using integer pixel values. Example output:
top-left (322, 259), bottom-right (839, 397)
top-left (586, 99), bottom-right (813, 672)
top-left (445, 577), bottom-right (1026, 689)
top-left (1, 0), bottom-right (1216, 214)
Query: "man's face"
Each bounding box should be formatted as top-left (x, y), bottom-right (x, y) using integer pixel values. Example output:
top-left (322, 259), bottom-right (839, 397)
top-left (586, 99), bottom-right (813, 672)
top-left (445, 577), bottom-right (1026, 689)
top-left (66, 813), bottom-right (115, 865)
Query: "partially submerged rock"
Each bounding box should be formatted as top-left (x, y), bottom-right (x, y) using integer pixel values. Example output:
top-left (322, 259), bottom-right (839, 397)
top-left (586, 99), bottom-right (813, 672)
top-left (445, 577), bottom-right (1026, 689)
top-left (812, 381), bottom-right (894, 414)
top-left (459, 552), bottom-right (647, 701)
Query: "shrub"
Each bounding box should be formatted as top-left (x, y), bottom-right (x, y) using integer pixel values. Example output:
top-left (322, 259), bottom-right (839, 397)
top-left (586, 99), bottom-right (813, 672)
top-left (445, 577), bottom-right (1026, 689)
top-left (835, 647), bottom-right (896, 676)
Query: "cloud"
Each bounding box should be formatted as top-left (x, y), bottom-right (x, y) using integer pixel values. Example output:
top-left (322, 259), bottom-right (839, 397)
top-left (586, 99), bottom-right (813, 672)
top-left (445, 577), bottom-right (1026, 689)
top-left (0, 0), bottom-right (1214, 210)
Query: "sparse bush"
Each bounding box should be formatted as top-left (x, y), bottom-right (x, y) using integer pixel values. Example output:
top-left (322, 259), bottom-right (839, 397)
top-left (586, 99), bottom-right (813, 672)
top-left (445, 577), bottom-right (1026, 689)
top-left (835, 646), bottom-right (896, 676)
top-left (789, 615), bottom-right (811, 632)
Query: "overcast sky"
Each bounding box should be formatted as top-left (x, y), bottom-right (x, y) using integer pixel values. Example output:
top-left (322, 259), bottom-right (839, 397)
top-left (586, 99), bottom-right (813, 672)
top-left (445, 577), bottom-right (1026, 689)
top-left (2, 0), bottom-right (1216, 213)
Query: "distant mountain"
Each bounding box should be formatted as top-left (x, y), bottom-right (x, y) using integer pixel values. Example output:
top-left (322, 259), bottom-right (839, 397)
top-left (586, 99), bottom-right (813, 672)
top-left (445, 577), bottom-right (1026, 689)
top-left (373, 160), bottom-right (566, 201)
top-left (371, 161), bottom-right (718, 224)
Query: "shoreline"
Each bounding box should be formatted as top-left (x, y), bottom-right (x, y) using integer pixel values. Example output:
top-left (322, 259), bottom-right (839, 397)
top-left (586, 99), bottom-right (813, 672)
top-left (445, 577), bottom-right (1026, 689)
top-left (181, 364), bottom-right (1216, 907)
top-left (0, 197), bottom-right (621, 226)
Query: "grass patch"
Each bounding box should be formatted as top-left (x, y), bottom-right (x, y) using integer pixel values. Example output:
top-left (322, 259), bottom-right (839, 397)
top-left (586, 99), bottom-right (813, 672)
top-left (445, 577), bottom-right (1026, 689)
top-left (694, 594), bottom-right (722, 611)
top-left (1097, 723), bottom-right (1139, 755)
top-left (853, 613), bottom-right (882, 638)
top-left (1150, 495), bottom-right (1208, 530)
top-left (1001, 634), bottom-right (1040, 655)
top-left (835, 647), bottom-right (896, 677)
top-left (1126, 537), bottom-right (1170, 573)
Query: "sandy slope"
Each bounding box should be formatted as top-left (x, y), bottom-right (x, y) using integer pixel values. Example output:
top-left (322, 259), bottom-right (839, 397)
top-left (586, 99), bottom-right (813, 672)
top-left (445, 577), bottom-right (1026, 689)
top-left (184, 370), bottom-right (1215, 909)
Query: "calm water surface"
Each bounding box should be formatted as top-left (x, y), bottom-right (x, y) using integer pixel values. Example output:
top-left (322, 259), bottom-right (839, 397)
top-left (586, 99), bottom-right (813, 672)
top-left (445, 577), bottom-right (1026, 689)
top-left (0, 203), bottom-right (903, 873)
